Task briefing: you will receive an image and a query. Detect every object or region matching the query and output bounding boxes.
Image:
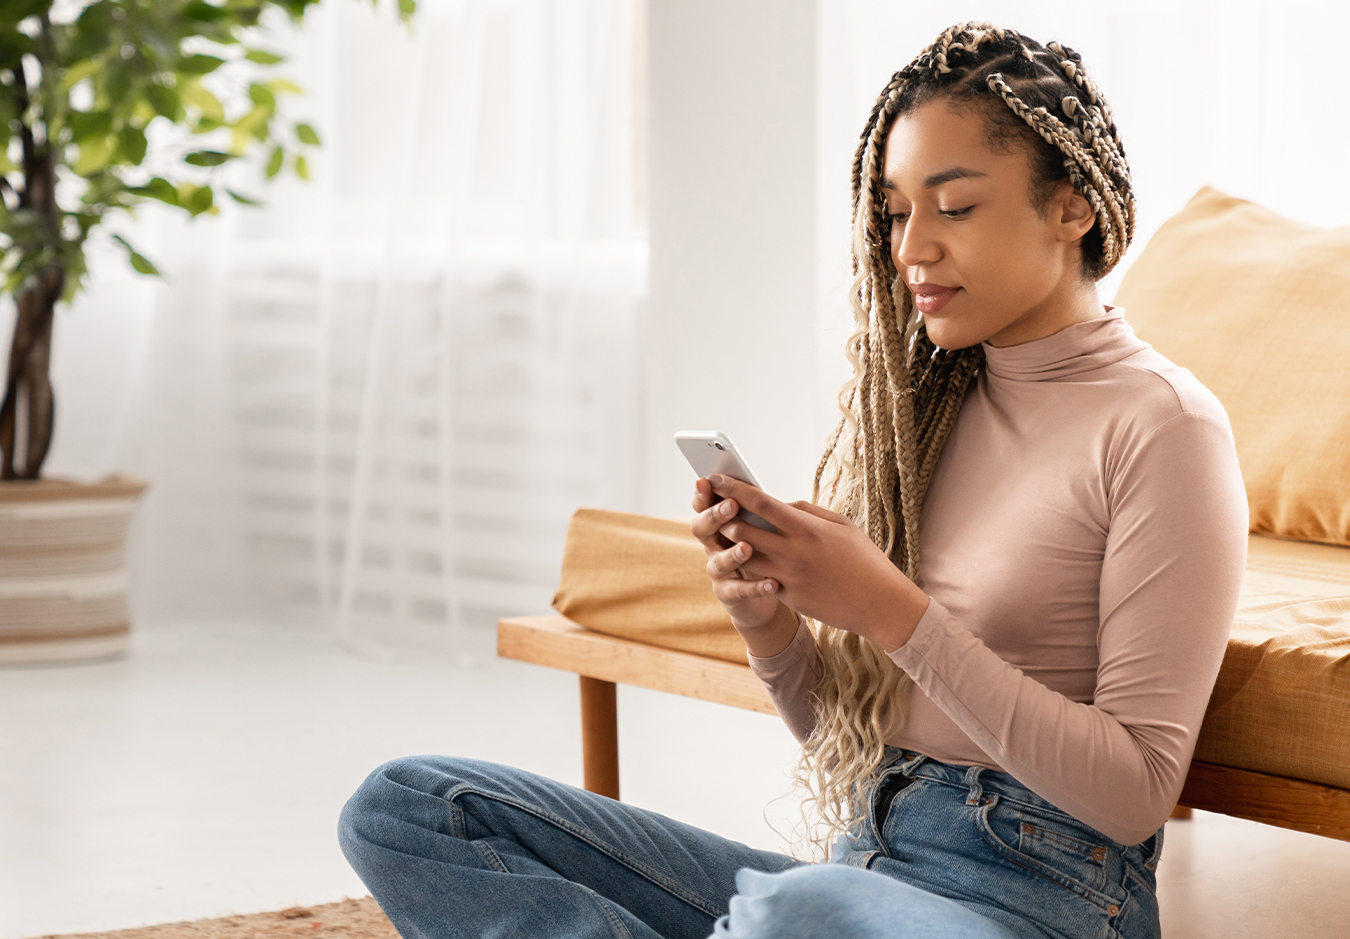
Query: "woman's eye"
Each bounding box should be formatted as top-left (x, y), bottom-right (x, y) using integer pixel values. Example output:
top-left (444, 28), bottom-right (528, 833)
top-left (941, 205), bottom-right (975, 219)
top-left (886, 210), bottom-right (909, 225)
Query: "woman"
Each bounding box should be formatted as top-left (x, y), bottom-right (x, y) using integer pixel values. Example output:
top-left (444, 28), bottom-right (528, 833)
top-left (338, 23), bottom-right (1247, 939)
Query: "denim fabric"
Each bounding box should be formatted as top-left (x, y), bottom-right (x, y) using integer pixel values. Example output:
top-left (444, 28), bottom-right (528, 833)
top-left (338, 748), bottom-right (1163, 939)
top-left (828, 749), bottom-right (1164, 939)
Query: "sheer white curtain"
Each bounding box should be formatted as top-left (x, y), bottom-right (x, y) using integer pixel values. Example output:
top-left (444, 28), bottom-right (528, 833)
top-left (816, 0), bottom-right (1350, 395)
top-left (34, 0), bottom-right (647, 652)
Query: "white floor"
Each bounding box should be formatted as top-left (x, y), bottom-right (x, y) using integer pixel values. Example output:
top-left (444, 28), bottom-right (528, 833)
top-left (4, 622), bottom-right (1350, 939)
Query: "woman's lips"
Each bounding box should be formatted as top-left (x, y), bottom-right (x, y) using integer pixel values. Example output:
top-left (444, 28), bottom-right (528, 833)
top-left (910, 283), bottom-right (960, 315)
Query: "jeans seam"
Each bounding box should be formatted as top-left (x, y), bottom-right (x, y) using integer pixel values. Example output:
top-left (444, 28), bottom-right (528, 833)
top-left (444, 782), bottom-right (726, 919)
top-left (585, 884), bottom-right (637, 939)
top-left (446, 797), bottom-right (468, 840)
top-left (870, 775), bottom-right (921, 855)
top-left (473, 839), bottom-right (510, 874)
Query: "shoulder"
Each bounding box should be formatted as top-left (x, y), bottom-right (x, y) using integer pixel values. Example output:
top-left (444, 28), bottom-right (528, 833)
top-left (1091, 346), bottom-right (1240, 501)
top-left (1105, 345), bottom-right (1234, 442)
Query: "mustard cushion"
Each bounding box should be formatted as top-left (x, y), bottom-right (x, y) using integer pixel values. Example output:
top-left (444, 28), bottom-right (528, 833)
top-left (552, 508), bottom-right (747, 664)
top-left (1113, 186), bottom-right (1350, 547)
top-left (1195, 535), bottom-right (1350, 790)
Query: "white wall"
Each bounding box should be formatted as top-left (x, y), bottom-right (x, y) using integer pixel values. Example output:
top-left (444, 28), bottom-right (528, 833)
top-left (643, 0), bottom-right (820, 518)
top-left (817, 0), bottom-right (1350, 326)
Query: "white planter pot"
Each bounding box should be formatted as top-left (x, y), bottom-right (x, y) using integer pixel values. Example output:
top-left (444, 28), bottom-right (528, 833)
top-left (0, 477), bottom-right (147, 665)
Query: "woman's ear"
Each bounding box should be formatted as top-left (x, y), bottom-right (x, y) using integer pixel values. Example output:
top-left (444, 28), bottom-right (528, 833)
top-left (1054, 179), bottom-right (1097, 243)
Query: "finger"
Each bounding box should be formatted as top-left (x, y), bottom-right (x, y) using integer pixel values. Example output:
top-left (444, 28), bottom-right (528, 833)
top-left (706, 541), bottom-right (753, 578)
top-left (691, 497), bottom-right (740, 544)
top-left (715, 575), bottom-right (780, 602)
top-left (707, 475), bottom-right (792, 540)
top-left (717, 517), bottom-right (773, 550)
top-left (691, 477), bottom-right (719, 513)
top-left (790, 500), bottom-right (849, 523)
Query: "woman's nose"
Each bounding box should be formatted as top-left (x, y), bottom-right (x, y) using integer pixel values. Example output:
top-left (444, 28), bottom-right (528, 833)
top-left (893, 214), bottom-right (942, 268)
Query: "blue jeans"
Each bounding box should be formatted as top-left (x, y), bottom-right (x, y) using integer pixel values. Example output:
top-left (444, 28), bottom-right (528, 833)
top-left (338, 748), bottom-right (1162, 939)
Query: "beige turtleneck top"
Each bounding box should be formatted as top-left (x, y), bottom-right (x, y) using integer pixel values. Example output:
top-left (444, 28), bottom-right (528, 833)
top-left (749, 308), bottom-right (1248, 846)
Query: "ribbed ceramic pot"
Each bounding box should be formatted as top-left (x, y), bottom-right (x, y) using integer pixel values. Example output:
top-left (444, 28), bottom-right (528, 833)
top-left (0, 477), bottom-right (147, 665)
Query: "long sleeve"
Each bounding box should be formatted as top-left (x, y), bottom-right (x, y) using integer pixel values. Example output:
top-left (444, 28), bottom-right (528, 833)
top-left (747, 618), bottom-right (823, 744)
top-left (888, 410), bottom-right (1248, 844)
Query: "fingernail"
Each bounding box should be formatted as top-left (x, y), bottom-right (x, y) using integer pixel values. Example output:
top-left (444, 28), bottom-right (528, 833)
top-left (734, 544), bottom-right (747, 560)
top-left (709, 475), bottom-right (723, 486)
top-left (719, 501), bottom-right (735, 517)
top-left (763, 581), bottom-right (776, 594)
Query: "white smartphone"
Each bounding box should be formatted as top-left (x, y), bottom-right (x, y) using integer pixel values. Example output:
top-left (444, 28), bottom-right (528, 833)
top-left (674, 431), bottom-right (778, 533)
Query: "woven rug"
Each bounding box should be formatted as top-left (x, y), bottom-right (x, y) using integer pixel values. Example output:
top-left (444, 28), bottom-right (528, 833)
top-left (28, 898), bottom-right (399, 939)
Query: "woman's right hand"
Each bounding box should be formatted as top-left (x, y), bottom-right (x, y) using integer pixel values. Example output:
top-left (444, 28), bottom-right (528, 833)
top-left (690, 477), bottom-right (783, 630)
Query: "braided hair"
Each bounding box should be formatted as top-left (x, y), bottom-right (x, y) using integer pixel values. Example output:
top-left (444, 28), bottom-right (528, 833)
top-left (789, 22), bottom-right (1136, 860)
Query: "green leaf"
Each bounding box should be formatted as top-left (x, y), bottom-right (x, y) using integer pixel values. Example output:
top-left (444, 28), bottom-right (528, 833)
top-left (59, 59), bottom-right (101, 93)
top-left (183, 1), bottom-right (229, 22)
top-left (178, 54), bottom-right (226, 75)
top-left (398, 0), bottom-right (417, 19)
top-left (185, 150), bottom-right (232, 167)
top-left (146, 85), bottom-right (182, 121)
top-left (128, 251), bottom-right (159, 274)
top-left (226, 188), bottom-right (262, 206)
top-left (265, 146), bottom-right (284, 178)
top-left (74, 134), bottom-right (115, 176)
top-left (185, 185), bottom-right (214, 216)
top-left (128, 177), bottom-right (179, 206)
top-left (294, 153), bottom-right (309, 180)
top-left (175, 184), bottom-right (214, 217)
top-left (181, 81), bottom-right (225, 123)
top-left (117, 126), bottom-right (148, 165)
top-left (229, 104), bottom-right (271, 154)
top-left (106, 63), bottom-right (131, 104)
top-left (68, 110), bottom-right (114, 142)
top-left (295, 122), bottom-right (320, 146)
top-left (268, 78), bottom-right (304, 95)
top-left (111, 234), bottom-right (161, 276)
top-left (248, 83), bottom-right (276, 109)
top-left (244, 49), bottom-right (284, 65)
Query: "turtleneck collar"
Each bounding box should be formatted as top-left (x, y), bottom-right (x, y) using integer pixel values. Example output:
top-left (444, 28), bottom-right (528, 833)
top-left (979, 306), bottom-right (1149, 382)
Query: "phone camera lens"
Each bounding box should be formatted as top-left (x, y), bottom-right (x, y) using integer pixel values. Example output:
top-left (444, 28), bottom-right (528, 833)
top-left (713, 442), bottom-right (725, 450)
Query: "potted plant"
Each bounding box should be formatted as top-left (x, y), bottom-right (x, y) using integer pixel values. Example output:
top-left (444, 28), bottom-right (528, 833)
top-left (0, 0), bottom-right (413, 664)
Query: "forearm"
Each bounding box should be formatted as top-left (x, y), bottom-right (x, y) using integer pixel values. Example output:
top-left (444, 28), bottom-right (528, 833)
top-left (734, 601), bottom-right (802, 658)
top-left (744, 606), bottom-right (824, 744)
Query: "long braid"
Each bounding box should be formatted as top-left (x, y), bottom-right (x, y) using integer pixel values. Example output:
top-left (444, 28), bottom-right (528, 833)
top-left (788, 21), bottom-right (1136, 861)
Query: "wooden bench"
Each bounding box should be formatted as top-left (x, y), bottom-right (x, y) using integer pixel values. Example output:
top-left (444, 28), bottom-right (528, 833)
top-left (498, 613), bottom-right (1350, 842)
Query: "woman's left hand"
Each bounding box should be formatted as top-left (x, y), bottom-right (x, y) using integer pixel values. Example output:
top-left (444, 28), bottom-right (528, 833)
top-left (705, 474), bottom-right (932, 652)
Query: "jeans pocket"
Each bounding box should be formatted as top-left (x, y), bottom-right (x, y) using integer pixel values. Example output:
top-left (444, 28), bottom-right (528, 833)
top-left (975, 796), bottom-right (1121, 915)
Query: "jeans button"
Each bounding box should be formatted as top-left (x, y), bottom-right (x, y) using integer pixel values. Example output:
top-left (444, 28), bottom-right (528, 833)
top-left (1107, 904), bottom-right (1120, 917)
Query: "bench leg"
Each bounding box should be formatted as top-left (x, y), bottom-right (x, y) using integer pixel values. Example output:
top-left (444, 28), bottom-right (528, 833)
top-left (580, 676), bottom-right (620, 800)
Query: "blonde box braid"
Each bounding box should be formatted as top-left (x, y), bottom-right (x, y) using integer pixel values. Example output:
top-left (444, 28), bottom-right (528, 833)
top-left (787, 22), bottom-right (1136, 861)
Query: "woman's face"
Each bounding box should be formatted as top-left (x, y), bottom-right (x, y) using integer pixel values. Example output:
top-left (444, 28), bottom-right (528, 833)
top-left (881, 97), bottom-right (1099, 350)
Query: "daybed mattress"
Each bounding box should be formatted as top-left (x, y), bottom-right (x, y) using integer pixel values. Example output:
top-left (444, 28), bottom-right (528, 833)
top-left (1194, 534), bottom-right (1350, 790)
top-left (553, 509), bottom-right (1350, 791)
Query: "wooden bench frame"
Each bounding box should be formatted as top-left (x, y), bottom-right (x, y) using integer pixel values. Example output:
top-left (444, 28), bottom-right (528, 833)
top-left (498, 614), bottom-right (1350, 842)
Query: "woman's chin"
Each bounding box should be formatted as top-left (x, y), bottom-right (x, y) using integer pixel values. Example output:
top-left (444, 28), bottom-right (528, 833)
top-left (922, 318), bottom-right (987, 352)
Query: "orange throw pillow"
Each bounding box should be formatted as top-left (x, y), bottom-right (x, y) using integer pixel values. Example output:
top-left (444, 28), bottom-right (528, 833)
top-left (1114, 187), bottom-right (1350, 546)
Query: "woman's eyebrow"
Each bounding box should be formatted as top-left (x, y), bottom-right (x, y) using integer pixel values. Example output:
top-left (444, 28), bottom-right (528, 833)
top-left (923, 166), bottom-right (987, 188)
top-left (881, 166), bottom-right (988, 190)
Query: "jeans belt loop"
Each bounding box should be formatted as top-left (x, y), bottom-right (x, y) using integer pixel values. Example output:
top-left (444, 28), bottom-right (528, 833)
top-left (965, 766), bottom-right (985, 806)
